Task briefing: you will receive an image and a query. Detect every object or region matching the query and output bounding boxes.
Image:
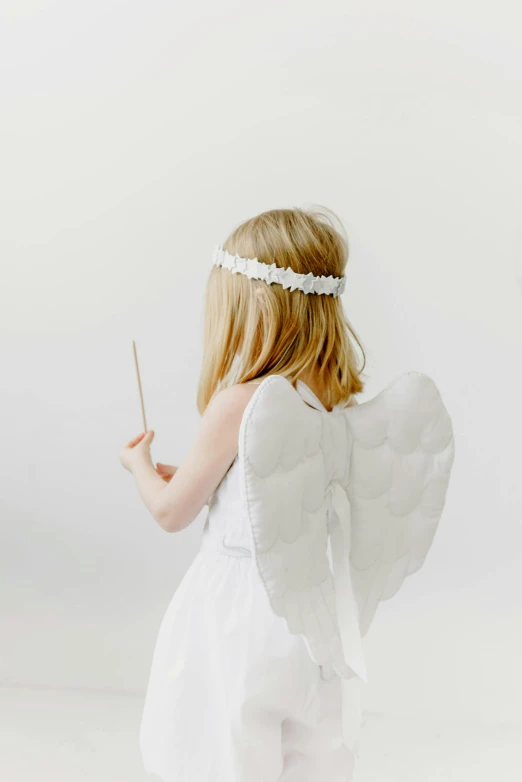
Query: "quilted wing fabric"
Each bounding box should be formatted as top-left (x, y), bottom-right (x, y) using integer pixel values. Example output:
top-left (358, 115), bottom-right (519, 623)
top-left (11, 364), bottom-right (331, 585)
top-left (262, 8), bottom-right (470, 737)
top-left (238, 374), bottom-right (364, 683)
top-left (343, 371), bottom-right (455, 637)
top-left (238, 371), bottom-right (455, 754)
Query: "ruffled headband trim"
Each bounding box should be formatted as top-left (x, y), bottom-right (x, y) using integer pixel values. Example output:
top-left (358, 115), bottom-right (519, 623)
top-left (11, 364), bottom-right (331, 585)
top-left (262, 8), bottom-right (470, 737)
top-left (212, 245), bottom-right (346, 297)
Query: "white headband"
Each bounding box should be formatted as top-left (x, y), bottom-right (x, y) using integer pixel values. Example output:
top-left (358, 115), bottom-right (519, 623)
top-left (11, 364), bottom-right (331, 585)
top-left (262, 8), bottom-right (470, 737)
top-left (212, 245), bottom-right (346, 297)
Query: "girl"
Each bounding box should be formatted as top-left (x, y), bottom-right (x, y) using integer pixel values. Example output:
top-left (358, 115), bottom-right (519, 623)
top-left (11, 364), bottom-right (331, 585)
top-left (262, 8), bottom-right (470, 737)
top-left (119, 207), bottom-right (454, 782)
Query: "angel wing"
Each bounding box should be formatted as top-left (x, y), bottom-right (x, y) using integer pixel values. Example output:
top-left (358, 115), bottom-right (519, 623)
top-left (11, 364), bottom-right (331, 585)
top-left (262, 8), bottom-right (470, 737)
top-left (238, 371), bottom-right (455, 661)
top-left (238, 374), bottom-right (353, 678)
top-left (238, 371), bottom-right (454, 754)
top-left (345, 371), bottom-right (455, 636)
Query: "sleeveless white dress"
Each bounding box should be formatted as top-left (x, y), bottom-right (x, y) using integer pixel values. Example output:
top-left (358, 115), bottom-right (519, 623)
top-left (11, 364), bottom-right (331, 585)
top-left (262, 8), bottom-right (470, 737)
top-left (139, 372), bottom-right (455, 782)
top-left (139, 382), bottom-right (356, 782)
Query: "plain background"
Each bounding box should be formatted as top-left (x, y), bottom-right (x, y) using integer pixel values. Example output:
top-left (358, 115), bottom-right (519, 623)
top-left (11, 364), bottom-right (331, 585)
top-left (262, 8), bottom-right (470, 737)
top-left (1, 1), bottom-right (521, 779)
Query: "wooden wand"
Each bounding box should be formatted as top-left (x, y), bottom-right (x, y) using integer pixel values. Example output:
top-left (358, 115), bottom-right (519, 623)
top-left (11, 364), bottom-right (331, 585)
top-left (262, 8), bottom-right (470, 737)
top-left (132, 340), bottom-right (148, 433)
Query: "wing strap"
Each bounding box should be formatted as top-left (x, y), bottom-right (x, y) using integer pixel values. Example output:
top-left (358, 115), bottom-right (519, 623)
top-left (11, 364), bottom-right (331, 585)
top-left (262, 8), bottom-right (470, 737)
top-left (327, 481), bottom-right (367, 756)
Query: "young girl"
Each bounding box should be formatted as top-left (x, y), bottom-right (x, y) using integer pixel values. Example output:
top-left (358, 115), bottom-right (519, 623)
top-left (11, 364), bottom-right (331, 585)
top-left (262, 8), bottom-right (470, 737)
top-left (119, 207), bottom-right (454, 782)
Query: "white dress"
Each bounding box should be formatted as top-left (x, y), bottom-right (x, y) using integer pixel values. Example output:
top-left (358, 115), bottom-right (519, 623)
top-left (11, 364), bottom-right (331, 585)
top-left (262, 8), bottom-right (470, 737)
top-left (139, 373), bottom-right (455, 782)
top-left (139, 382), bottom-right (356, 782)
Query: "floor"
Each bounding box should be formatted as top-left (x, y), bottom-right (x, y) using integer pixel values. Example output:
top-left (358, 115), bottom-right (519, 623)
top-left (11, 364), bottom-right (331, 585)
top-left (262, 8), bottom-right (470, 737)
top-left (1, 687), bottom-right (518, 781)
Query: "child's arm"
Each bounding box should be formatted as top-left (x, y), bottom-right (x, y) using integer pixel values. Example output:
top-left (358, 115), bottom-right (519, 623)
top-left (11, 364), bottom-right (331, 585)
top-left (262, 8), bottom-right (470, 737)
top-left (130, 383), bottom-right (257, 533)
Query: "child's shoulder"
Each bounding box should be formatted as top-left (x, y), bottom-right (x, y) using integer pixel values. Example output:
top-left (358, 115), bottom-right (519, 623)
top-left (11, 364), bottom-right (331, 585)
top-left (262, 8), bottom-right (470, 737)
top-left (199, 382), bottom-right (263, 463)
top-left (209, 381), bottom-right (260, 409)
top-left (203, 381), bottom-right (262, 428)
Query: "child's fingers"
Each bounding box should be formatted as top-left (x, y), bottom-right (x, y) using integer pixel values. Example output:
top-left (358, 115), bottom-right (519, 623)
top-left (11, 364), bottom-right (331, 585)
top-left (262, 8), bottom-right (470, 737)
top-left (156, 463), bottom-right (176, 475)
top-left (155, 465), bottom-right (171, 482)
top-left (125, 433), bottom-right (146, 448)
top-left (155, 464), bottom-right (175, 482)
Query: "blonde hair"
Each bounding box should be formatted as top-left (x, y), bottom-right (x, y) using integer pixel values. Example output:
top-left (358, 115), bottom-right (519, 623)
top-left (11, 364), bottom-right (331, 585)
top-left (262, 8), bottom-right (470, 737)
top-left (196, 206), bottom-right (366, 414)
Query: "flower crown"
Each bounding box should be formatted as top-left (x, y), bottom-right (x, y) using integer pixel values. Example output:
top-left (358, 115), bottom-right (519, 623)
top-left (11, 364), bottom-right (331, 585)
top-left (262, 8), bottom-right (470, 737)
top-left (212, 245), bottom-right (346, 297)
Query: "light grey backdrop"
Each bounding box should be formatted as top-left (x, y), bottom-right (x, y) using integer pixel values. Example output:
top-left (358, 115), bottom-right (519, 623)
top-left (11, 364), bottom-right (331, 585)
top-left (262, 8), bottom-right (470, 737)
top-left (1, 1), bottom-right (521, 779)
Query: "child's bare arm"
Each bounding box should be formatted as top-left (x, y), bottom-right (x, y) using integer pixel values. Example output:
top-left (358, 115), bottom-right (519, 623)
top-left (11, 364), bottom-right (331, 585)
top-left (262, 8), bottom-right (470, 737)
top-left (149, 383), bottom-right (258, 533)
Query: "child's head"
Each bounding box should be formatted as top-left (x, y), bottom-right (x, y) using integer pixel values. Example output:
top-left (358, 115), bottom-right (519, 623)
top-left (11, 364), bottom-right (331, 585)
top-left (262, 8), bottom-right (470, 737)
top-left (197, 206), bottom-right (366, 413)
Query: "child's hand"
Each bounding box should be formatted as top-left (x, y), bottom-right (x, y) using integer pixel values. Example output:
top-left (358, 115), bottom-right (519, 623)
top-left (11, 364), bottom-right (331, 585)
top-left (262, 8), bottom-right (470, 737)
top-left (119, 431), bottom-right (155, 474)
top-left (155, 463), bottom-right (178, 482)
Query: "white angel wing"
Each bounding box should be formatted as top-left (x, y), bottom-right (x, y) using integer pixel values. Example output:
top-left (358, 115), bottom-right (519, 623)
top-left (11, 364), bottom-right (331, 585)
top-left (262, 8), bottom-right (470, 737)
top-left (238, 371), bottom-right (454, 755)
top-left (238, 374), bottom-right (355, 679)
top-left (239, 371), bottom-right (455, 653)
top-left (343, 371), bottom-right (455, 636)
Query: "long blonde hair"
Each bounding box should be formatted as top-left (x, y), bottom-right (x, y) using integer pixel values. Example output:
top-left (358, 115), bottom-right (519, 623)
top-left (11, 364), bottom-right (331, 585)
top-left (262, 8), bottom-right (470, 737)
top-left (197, 206), bottom-right (366, 414)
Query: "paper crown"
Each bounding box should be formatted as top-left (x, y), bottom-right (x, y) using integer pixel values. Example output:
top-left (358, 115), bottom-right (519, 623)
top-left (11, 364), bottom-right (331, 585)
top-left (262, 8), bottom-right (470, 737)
top-left (212, 245), bottom-right (346, 297)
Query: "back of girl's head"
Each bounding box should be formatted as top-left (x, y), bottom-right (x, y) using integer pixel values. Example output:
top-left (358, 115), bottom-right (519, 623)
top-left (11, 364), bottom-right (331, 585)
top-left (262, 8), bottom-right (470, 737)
top-left (197, 206), bottom-right (366, 414)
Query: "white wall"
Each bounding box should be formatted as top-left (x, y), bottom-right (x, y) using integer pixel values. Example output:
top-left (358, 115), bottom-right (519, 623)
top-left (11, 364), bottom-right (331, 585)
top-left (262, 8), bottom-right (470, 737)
top-left (1, 0), bottom-right (521, 731)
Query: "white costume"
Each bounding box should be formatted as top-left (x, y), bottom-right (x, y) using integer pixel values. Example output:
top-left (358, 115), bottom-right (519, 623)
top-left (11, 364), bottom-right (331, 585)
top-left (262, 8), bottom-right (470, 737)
top-left (139, 371), bottom-right (455, 782)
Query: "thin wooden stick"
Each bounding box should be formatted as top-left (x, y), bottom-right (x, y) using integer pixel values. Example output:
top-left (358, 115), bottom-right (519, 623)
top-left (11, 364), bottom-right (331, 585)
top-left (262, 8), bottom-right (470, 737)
top-left (132, 340), bottom-right (148, 433)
